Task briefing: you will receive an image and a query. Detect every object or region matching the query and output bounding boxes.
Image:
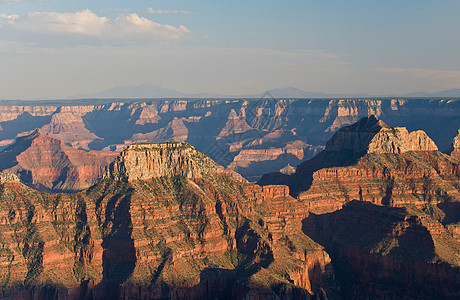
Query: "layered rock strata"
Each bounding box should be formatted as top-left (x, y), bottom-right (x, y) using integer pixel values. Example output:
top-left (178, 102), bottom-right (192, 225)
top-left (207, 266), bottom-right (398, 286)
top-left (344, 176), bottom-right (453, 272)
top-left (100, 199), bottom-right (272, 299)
top-left (447, 129), bottom-right (460, 161)
top-left (0, 116), bottom-right (460, 299)
top-left (0, 130), bottom-right (118, 192)
top-left (0, 98), bottom-right (459, 181)
top-left (260, 116), bottom-right (460, 298)
top-left (0, 142), bottom-right (336, 299)
top-left (303, 201), bottom-right (460, 299)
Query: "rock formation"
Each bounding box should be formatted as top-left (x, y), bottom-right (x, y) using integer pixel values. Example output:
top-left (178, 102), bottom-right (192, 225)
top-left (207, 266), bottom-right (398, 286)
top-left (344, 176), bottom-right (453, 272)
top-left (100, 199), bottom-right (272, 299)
top-left (303, 201), bottom-right (460, 299)
top-left (447, 129), bottom-right (460, 161)
top-left (324, 114), bottom-right (438, 154)
top-left (0, 116), bottom-right (460, 299)
top-left (107, 142), bottom-right (223, 181)
top-left (0, 142), bottom-right (336, 299)
top-left (260, 115), bottom-right (460, 298)
top-left (0, 98), bottom-right (459, 181)
top-left (0, 129), bottom-right (118, 192)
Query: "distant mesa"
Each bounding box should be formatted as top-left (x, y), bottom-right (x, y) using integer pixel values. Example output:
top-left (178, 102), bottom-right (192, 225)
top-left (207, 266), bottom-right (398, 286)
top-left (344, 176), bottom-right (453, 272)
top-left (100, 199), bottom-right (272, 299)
top-left (73, 83), bottom-right (188, 99)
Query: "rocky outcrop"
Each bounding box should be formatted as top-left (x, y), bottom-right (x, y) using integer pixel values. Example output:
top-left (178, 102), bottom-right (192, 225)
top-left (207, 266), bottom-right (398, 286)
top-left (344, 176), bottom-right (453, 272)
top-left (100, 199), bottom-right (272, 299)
top-left (260, 116), bottom-right (460, 298)
top-left (260, 116), bottom-right (452, 197)
top-left (0, 172), bottom-right (20, 183)
top-left (0, 98), bottom-right (459, 181)
top-left (0, 129), bottom-right (118, 192)
top-left (325, 115), bottom-right (438, 154)
top-left (303, 201), bottom-right (460, 299)
top-left (107, 142), bottom-right (223, 181)
top-left (0, 143), bottom-right (337, 299)
top-left (447, 129), bottom-right (460, 161)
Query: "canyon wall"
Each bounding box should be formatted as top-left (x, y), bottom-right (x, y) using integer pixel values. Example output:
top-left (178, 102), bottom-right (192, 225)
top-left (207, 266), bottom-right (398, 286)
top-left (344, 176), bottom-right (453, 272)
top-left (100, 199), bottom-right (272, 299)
top-left (0, 129), bottom-right (117, 192)
top-left (0, 143), bottom-right (337, 299)
top-left (260, 116), bottom-right (460, 298)
top-left (0, 114), bottom-right (460, 298)
top-left (0, 98), bottom-right (459, 181)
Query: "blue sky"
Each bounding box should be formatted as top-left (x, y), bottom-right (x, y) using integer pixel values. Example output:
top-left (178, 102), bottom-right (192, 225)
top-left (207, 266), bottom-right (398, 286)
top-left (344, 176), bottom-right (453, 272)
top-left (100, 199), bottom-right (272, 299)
top-left (0, 0), bottom-right (459, 99)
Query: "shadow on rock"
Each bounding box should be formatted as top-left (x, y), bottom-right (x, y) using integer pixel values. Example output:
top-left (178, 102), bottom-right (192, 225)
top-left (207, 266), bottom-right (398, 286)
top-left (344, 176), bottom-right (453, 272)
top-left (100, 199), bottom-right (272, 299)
top-left (301, 200), bottom-right (457, 299)
top-left (101, 191), bottom-right (137, 285)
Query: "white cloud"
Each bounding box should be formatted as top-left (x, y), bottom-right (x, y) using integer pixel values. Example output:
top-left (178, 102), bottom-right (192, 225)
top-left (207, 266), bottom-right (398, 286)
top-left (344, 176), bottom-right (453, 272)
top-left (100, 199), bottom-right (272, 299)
top-left (0, 14), bottom-right (19, 23)
top-left (145, 8), bottom-right (192, 15)
top-left (0, 9), bottom-right (191, 45)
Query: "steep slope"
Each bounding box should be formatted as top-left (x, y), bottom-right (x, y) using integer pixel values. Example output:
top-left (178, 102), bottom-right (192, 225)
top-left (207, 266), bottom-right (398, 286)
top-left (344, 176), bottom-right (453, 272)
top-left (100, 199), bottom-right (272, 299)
top-left (446, 129), bottom-right (460, 161)
top-left (260, 116), bottom-right (460, 298)
top-left (303, 201), bottom-right (460, 299)
top-left (260, 115), bottom-right (449, 198)
top-left (260, 116), bottom-right (460, 221)
top-left (0, 143), bottom-right (336, 299)
top-left (1, 120), bottom-right (460, 299)
top-left (0, 130), bottom-right (118, 192)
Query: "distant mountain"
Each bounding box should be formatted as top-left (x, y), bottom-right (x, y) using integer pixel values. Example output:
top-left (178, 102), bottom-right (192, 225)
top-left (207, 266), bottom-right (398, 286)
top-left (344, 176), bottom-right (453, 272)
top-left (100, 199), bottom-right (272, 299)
top-left (71, 84), bottom-right (460, 99)
top-left (402, 88), bottom-right (460, 98)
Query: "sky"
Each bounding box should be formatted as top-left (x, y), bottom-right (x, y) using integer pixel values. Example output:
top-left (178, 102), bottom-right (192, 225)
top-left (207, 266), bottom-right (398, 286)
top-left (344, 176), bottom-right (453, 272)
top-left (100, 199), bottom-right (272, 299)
top-left (0, 0), bottom-right (460, 99)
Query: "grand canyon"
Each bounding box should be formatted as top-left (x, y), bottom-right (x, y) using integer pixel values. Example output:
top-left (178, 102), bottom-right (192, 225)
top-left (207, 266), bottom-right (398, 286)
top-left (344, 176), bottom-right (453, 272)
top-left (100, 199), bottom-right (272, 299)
top-left (0, 98), bottom-right (459, 184)
top-left (2, 0), bottom-right (459, 298)
top-left (0, 98), bottom-right (459, 299)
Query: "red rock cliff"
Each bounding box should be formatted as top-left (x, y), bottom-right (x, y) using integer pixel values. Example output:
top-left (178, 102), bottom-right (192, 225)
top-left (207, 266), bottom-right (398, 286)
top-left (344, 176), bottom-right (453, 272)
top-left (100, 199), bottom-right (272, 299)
top-left (0, 129), bottom-right (118, 192)
top-left (0, 142), bottom-right (337, 299)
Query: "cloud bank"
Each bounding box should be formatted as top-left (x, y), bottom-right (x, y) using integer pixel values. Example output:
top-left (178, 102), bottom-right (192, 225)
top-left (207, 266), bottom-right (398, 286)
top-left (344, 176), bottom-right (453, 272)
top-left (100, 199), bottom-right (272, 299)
top-left (0, 9), bottom-right (191, 46)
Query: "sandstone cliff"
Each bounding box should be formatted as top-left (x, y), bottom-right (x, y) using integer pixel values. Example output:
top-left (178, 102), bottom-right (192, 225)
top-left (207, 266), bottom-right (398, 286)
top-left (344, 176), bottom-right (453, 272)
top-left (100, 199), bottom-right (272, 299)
top-left (447, 129), bottom-right (460, 161)
top-left (107, 142), bottom-right (223, 181)
top-left (1, 115), bottom-right (460, 299)
top-left (0, 142), bottom-right (336, 299)
top-left (325, 114), bottom-right (438, 154)
top-left (259, 115), bottom-right (460, 298)
top-left (0, 129), bottom-right (118, 192)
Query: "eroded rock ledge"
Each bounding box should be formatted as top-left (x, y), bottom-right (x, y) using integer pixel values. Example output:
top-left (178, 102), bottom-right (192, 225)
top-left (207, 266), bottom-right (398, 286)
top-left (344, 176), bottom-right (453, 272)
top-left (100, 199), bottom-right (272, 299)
top-left (325, 115), bottom-right (438, 154)
top-left (107, 142), bottom-right (224, 181)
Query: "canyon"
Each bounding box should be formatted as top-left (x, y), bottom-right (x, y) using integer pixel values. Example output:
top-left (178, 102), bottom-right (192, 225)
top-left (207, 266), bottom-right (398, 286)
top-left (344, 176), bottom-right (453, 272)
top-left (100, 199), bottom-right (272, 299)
top-left (0, 112), bottom-right (458, 299)
top-left (260, 115), bottom-right (460, 298)
top-left (0, 142), bottom-right (338, 299)
top-left (0, 98), bottom-right (459, 181)
top-left (0, 129), bottom-right (117, 192)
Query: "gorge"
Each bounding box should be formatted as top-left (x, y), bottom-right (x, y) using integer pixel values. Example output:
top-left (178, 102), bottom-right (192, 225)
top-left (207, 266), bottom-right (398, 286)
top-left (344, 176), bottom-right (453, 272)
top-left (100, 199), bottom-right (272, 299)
top-left (0, 113), bottom-right (459, 299)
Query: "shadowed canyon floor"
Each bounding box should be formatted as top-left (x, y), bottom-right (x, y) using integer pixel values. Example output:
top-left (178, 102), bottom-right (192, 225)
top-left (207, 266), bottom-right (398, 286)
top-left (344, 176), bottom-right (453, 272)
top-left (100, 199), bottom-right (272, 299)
top-left (0, 116), bottom-right (459, 299)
